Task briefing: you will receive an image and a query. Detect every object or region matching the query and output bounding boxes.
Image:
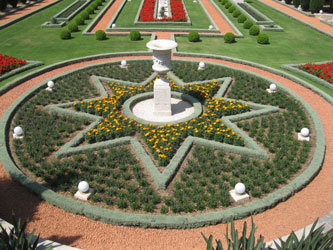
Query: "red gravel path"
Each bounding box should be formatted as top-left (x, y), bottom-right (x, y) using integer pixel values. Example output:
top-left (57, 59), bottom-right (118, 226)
top-left (260, 0), bottom-right (333, 34)
top-left (0, 0), bottom-right (58, 26)
top-left (0, 55), bottom-right (332, 250)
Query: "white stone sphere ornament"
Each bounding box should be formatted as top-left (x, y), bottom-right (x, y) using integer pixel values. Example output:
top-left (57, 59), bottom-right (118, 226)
top-left (13, 126), bottom-right (24, 139)
top-left (112, 23), bottom-right (116, 28)
top-left (266, 83), bottom-right (277, 93)
top-left (298, 127), bottom-right (310, 141)
top-left (209, 25), bottom-right (214, 30)
top-left (198, 61), bottom-right (205, 70)
top-left (120, 60), bottom-right (128, 68)
top-left (319, 9), bottom-right (323, 14)
top-left (235, 183), bottom-right (246, 194)
top-left (78, 181), bottom-right (89, 193)
top-left (46, 80), bottom-right (54, 91)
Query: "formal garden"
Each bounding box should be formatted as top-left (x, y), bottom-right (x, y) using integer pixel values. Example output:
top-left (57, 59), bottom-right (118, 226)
top-left (0, 0), bottom-right (332, 247)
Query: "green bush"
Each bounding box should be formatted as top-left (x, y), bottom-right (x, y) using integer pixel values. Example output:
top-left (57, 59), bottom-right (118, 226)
top-left (81, 10), bottom-right (89, 20)
top-left (129, 30), bottom-right (141, 41)
top-left (60, 29), bottom-right (71, 40)
top-left (224, 32), bottom-right (235, 43)
top-left (225, 2), bottom-right (232, 8)
top-left (232, 9), bottom-right (241, 17)
top-left (0, 0), bottom-right (7, 11)
top-left (221, 0), bottom-right (227, 4)
top-left (95, 0), bottom-right (102, 5)
top-left (74, 15), bottom-right (84, 25)
top-left (95, 30), bottom-right (106, 40)
top-left (237, 14), bottom-right (247, 23)
top-left (293, 0), bottom-right (300, 7)
top-left (309, 0), bottom-right (324, 13)
top-left (67, 22), bottom-right (78, 32)
top-left (249, 25), bottom-right (260, 36)
top-left (228, 5), bottom-right (236, 13)
top-left (188, 31), bottom-right (200, 42)
top-left (243, 19), bottom-right (254, 29)
top-left (300, 0), bottom-right (310, 10)
top-left (257, 33), bottom-right (269, 44)
top-left (86, 6), bottom-right (95, 14)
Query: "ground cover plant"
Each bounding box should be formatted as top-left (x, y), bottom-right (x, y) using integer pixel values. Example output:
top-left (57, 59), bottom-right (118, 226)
top-left (0, 53), bottom-right (26, 76)
top-left (298, 61), bottom-right (333, 84)
top-left (10, 60), bottom-right (314, 215)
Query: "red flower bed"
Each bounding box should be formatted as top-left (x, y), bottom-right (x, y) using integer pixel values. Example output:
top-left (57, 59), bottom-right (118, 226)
top-left (0, 53), bottom-right (27, 76)
top-left (139, 0), bottom-right (187, 22)
top-left (298, 61), bottom-right (333, 84)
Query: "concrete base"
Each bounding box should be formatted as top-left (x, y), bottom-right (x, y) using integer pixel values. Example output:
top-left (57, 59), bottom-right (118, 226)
top-left (74, 188), bottom-right (94, 201)
top-left (230, 189), bottom-right (250, 202)
top-left (298, 133), bottom-right (310, 141)
top-left (46, 87), bottom-right (53, 91)
top-left (119, 65), bottom-right (128, 69)
top-left (266, 89), bottom-right (276, 94)
top-left (198, 67), bottom-right (205, 70)
top-left (13, 133), bottom-right (23, 140)
top-left (153, 78), bottom-right (172, 116)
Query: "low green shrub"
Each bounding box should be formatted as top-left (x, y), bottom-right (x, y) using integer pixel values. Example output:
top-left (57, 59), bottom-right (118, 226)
top-left (249, 25), bottom-right (260, 36)
top-left (188, 31), bottom-right (200, 42)
top-left (95, 30), bottom-right (106, 40)
top-left (60, 29), bottom-right (71, 40)
top-left (224, 32), bottom-right (235, 43)
top-left (129, 30), bottom-right (141, 41)
top-left (232, 9), bottom-right (241, 17)
top-left (257, 33), bottom-right (269, 44)
top-left (243, 19), bottom-right (254, 29)
top-left (221, 0), bottom-right (227, 4)
top-left (237, 14), bottom-right (247, 23)
top-left (67, 22), bottom-right (78, 32)
top-left (228, 5), bottom-right (236, 13)
top-left (95, 0), bottom-right (102, 5)
top-left (81, 10), bottom-right (89, 20)
top-left (74, 15), bottom-right (85, 25)
top-left (225, 2), bottom-right (232, 8)
top-left (86, 5), bottom-right (95, 14)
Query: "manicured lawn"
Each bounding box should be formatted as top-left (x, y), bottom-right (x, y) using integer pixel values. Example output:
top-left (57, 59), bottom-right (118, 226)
top-left (115, 0), bottom-right (211, 29)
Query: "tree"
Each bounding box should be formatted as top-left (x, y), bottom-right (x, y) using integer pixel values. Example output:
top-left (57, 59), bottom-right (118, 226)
top-left (310, 0), bottom-right (324, 12)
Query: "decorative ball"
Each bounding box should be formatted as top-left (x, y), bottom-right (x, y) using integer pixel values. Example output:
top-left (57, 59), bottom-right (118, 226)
top-left (199, 61), bottom-right (205, 69)
top-left (121, 60), bottom-right (127, 66)
top-left (269, 83), bottom-right (277, 91)
top-left (14, 126), bottom-right (23, 136)
top-left (47, 80), bottom-right (54, 88)
top-left (235, 183), bottom-right (246, 194)
top-left (301, 128), bottom-right (310, 137)
top-left (319, 10), bottom-right (323, 14)
top-left (78, 181), bottom-right (89, 193)
top-left (209, 25), bottom-right (214, 30)
top-left (112, 23), bottom-right (116, 28)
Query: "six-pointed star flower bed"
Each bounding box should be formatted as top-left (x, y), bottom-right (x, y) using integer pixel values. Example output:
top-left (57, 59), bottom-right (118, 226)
top-left (3, 58), bottom-right (320, 228)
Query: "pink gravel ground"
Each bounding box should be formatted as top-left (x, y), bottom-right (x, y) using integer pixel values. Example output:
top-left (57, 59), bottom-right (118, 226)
top-left (0, 55), bottom-right (332, 250)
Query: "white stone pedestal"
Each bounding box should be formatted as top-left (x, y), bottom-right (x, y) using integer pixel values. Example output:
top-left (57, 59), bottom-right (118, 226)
top-left (153, 77), bottom-right (172, 116)
top-left (13, 133), bottom-right (24, 140)
top-left (74, 188), bottom-right (94, 200)
top-left (230, 189), bottom-right (250, 202)
top-left (298, 133), bottom-right (310, 141)
top-left (266, 89), bottom-right (276, 94)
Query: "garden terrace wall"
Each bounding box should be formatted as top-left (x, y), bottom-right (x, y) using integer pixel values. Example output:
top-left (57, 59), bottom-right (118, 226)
top-left (281, 61), bottom-right (333, 91)
top-left (0, 53), bottom-right (326, 228)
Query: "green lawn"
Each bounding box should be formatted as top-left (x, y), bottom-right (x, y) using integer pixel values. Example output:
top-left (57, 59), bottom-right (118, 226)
top-left (0, 0), bottom-right (332, 94)
top-left (115, 0), bottom-right (212, 29)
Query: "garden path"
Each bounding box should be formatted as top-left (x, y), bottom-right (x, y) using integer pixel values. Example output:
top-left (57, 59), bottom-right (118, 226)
top-left (0, 54), bottom-right (332, 250)
top-left (0, 0), bottom-right (58, 26)
top-left (259, 0), bottom-right (333, 34)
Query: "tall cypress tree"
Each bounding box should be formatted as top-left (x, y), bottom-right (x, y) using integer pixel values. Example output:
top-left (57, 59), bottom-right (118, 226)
top-left (0, 0), bottom-right (7, 11)
top-left (300, 0), bottom-right (310, 10)
top-left (310, 0), bottom-right (324, 12)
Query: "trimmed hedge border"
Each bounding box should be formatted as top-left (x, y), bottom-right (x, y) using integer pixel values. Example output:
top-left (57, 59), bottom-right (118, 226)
top-left (281, 61), bottom-right (333, 91)
top-left (257, 0), bottom-right (333, 38)
top-left (54, 0), bottom-right (92, 21)
top-left (0, 0), bottom-right (63, 30)
top-left (0, 60), bottom-right (43, 83)
top-left (173, 52), bottom-right (333, 104)
top-left (0, 53), bottom-right (325, 228)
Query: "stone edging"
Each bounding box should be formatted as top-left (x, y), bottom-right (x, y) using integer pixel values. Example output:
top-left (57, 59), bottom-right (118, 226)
top-left (281, 61), bottom-right (333, 91)
top-left (0, 60), bottom-right (43, 83)
top-left (0, 0), bottom-right (63, 30)
top-left (0, 52), bottom-right (326, 229)
top-left (257, 0), bottom-right (333, 38)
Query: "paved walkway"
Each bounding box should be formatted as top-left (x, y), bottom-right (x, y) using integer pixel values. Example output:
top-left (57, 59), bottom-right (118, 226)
top-left (0, 55), bottom-right (332, 249)
top-left (0, 0), bottom-right (58, 26)
top-left (260, 0), bottom-right (333, 35)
